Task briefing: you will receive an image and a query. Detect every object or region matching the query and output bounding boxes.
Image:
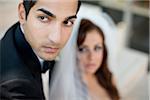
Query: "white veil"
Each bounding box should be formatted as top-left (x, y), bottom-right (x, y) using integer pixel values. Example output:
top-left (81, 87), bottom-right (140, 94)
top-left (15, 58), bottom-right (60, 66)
top-left (49, 34), bottom-right (88, 100)
top-left (49, 3), bottom-right (118, 100)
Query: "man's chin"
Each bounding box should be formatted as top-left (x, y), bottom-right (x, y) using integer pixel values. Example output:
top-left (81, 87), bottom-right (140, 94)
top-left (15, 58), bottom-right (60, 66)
top-left (42, 53), bottom-right (59, 61)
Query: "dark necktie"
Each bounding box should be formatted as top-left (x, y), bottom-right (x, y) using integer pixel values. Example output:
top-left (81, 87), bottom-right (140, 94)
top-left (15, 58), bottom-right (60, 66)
top-left (41, 61), bottom-right (55, 73)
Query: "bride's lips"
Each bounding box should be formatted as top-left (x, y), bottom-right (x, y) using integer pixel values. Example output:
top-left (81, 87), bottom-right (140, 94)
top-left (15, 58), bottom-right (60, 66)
top-left (43, 46), bottom-right (59, 53)
top-left (86, 63), bottom-right (96, 68)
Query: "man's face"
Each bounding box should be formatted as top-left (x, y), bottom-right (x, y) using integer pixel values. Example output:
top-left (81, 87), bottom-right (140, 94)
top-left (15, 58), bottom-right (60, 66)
top-left (19, 0), bottom-right (78, 60)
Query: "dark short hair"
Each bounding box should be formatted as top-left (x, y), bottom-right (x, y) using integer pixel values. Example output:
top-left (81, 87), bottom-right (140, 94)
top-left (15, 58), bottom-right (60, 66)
top-left (23, 0), bottom-right (81, 19)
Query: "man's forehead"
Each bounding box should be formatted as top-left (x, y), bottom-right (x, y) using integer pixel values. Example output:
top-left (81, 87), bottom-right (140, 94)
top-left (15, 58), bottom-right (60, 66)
top-left (35, 0), bottom-right (78, 6)
top-left (37, 0), bottom-right (78, 3)
top-left (33, 0), bottom-right (78, 19)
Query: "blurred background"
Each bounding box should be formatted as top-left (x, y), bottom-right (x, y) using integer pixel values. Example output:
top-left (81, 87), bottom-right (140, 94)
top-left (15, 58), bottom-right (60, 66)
top-left (0, 0), bottom-right (149, 100)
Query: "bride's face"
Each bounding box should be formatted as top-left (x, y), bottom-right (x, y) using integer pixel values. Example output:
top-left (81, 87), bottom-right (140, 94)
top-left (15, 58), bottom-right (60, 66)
top-left (77, 29), bottom-right (104, 75)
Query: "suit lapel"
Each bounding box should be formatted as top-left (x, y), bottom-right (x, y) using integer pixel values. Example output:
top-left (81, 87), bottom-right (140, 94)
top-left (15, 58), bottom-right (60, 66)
top-left (14, 22), bottom-right (41, 75)
top-left (14, 23), bottom-right (45, 93)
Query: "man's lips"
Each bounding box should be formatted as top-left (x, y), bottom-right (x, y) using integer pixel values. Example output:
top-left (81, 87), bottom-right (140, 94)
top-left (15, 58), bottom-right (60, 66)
top-left (43, 46), bottom-right (59, 53)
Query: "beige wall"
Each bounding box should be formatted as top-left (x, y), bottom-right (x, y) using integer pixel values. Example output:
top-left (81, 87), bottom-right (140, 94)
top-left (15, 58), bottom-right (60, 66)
top-left (0, 1), bottom-right (20, 39)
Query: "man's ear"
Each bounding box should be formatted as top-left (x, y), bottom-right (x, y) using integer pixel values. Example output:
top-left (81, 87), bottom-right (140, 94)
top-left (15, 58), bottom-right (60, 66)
top-left (18, 3), bottom-right (26, 25)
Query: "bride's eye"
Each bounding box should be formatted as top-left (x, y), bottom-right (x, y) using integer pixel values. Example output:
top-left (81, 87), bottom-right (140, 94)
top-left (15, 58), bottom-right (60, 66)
top-left (94, 45), bottom-right (103, 52)
top-left (78, 47), bottom-right (88, 53)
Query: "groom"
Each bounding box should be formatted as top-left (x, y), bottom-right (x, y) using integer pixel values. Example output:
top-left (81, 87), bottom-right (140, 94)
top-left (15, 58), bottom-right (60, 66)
top-left (0, 0), bottom-right (81, 99)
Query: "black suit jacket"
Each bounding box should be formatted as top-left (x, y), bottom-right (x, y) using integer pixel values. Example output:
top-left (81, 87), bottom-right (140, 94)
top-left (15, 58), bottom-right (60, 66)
top-left (0, 22), bottom-right (54, 100)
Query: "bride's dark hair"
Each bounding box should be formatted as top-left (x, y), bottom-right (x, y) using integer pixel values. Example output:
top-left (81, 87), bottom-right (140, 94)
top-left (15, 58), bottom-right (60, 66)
top-left (77, 19), bottom-right (120, 100)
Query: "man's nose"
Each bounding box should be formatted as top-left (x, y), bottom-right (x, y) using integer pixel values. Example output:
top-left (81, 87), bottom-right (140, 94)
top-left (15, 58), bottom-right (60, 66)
top-left (48, 23), bottom-right (61, 44)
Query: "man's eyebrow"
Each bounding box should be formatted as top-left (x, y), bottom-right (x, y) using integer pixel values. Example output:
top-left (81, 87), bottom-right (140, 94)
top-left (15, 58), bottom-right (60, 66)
top-left (66, 15), bottom-right (77, 20)
top-left (37, 8), bottom-right (56, 18)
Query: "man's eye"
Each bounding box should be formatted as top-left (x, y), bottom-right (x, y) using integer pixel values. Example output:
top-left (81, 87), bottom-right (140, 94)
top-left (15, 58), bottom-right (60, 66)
top-left (38, 16), bottom-right (49, 22)
top-left (63, 20), bottom-right (74, 27)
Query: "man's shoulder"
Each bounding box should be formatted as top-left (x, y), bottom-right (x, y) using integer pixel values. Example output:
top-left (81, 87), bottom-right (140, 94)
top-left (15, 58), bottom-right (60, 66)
top-left (0, 22), bottom-right (31, 83)
top-left (1, 22), bottom-right (20, 42)
top-left (1, 22), bottom-right (21, 66)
